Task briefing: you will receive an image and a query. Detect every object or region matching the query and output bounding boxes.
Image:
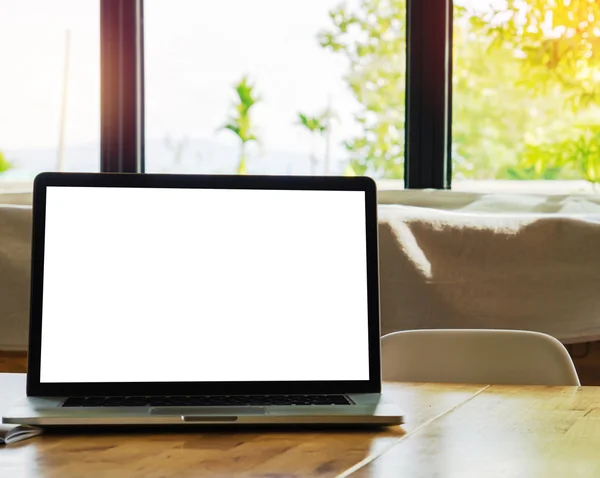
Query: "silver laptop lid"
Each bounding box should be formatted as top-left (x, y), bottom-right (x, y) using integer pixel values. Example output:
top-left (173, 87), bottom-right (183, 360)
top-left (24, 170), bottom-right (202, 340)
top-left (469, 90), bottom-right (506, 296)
top-left (27, 173), bottom-right (381, 397)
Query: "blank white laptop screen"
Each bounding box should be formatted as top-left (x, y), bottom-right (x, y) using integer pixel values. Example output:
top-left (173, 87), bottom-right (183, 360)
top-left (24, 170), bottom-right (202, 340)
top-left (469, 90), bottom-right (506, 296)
top-left (39, 186), bottom-right (370, 383)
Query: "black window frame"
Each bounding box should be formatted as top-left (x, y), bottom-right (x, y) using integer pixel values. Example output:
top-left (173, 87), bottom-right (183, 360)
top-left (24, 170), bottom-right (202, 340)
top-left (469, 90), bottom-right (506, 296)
top-left (100, 0), bottom-right (453, 189)
top-left (405, 0), bottom-right (452, 189)
top-left (100, 0), bottom-right (144, 173)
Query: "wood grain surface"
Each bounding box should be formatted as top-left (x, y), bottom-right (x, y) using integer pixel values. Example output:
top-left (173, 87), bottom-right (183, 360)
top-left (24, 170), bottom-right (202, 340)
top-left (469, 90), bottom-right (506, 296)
top-left (0, 377), bottom-right (482, 478)
top-left (0, 352), bottom-right (26, 373)
top-left (4, 372), bottom-right (600, 478)
top-left (351, 385), bottom-right (600, 477)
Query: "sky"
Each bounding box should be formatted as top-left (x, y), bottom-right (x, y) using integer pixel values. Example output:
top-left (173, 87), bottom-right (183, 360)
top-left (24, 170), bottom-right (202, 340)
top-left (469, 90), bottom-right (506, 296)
top-left (0, 0), bottom-right (100, 151)
top-left (144, 0), bottom-right (360, 156)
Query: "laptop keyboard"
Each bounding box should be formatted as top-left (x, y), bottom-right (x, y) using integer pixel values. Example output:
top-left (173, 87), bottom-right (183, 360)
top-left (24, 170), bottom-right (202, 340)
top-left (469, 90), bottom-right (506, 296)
top-left (62, 394), bottom-right (352, 407)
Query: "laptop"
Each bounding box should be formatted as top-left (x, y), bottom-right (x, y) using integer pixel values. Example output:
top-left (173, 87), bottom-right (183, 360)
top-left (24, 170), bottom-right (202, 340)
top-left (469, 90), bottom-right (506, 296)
top-left (4, 172), bottom-right (403, 427)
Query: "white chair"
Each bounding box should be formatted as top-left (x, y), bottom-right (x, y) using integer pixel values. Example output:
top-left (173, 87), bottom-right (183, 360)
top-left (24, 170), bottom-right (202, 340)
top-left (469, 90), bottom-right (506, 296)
top-left (381, 329), bottom-right (580, 386)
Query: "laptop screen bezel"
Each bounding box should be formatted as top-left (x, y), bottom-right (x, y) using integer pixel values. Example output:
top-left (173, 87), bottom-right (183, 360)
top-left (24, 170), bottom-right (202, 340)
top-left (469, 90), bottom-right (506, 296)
top-left (27, 172), bottom-right (381, 397)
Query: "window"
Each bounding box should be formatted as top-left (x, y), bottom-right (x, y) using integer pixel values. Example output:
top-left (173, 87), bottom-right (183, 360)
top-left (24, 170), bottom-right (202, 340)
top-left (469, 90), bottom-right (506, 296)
top-left (0, 0), bottom-right (100, 190)
top-left (452, 0), bottom-right (600, 193)
top-left (144, 0), bottom-right (408, 179)
top-left (0, 0), bottom-right (449, 189)
top-left (16, 0), bottom-right (594, 191)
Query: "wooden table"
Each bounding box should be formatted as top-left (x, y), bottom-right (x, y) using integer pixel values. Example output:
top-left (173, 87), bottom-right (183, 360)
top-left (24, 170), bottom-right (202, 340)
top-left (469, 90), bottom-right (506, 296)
top-left (2, 373), bottom-right (600, 477)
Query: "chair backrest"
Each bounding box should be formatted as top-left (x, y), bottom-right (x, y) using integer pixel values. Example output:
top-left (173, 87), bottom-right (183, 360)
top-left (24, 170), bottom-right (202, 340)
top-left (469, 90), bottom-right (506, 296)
top-left (381, 329), bottom-right (580, 386)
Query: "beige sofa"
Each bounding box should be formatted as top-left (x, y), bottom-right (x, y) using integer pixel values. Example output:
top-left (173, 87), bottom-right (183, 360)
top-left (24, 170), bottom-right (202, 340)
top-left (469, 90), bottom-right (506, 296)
top-left (2, 190), bottom-right (600, 351)
top-left (0, 205), bottom-right (31, 350)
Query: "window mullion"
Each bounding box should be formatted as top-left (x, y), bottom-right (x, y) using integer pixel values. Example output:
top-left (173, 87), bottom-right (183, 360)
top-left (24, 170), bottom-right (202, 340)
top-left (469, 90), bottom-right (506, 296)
top-left (100, 0), bottom-right (144, 173)
top-left (404, 0), bottom-right (452, 189)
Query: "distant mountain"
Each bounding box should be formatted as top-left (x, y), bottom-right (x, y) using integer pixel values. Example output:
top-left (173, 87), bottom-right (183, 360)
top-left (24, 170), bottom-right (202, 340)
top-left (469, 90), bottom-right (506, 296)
top-left (2, 138), bottom-right (347, 178)
top-left (3, 143), bottom-right (99, 177)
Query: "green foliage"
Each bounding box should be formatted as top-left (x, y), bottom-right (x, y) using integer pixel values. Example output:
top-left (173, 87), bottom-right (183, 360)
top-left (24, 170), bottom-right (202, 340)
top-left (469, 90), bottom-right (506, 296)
top-left (452, 6), bottom-right (586, 181)
top-left (452, 21), bottom-right (533, 180)
top-left (297, 113), bottom-right (327, 135)
top-left (320, 0), bottom-right (406, 179)
top-left (473, 0), bottom-right (600, 110)
top-left (297, 111), bottom-right (329, 175)
top-left (321, 0), bottom-right (600, 185)
top-left (515, 125), bottom-right (600, 183)
top-left (221, 76), bottom-right (261, 174)
top-left (458, 0), bottom-right (600, 183)
top-left (0, 151), bottom-right (11, 174)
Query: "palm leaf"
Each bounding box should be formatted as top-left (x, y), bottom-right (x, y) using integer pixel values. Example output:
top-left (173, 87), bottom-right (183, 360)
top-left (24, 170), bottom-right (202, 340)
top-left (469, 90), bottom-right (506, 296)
top-left (221, 123), bottom-right (242, 139)
top-left (297, 111), bottom-right (328, 134)
top-left (220, 76), bottom-right (261, 173)
top-left (0, 151), bottom-right (11, 173)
